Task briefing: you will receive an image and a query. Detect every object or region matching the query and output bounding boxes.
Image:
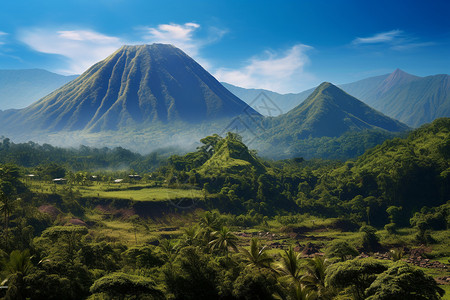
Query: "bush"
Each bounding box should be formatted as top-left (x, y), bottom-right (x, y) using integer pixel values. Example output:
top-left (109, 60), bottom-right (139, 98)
top-left (359, 225), bottom-right (380, 251)
top-left (365, 262), bottom-right (445, 300)
top-left (384, 223), bottom-right (397, 235)
top-left (326, 240), bottom-right (359, 261)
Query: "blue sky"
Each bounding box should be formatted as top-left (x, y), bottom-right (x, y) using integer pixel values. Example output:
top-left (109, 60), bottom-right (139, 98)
top-left (0, 0), bottom-right (448, 93)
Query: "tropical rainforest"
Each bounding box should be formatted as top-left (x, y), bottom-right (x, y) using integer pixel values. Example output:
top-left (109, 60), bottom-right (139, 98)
top-left (0, 118), bottom-right (448, 299)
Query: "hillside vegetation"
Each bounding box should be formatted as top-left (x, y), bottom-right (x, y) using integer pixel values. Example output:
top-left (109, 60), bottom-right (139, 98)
top-left (0, 117), bottom-right (448, 299)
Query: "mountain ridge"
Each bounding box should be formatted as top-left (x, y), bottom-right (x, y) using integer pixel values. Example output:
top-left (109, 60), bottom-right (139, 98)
top-left (0, 69), bottom-right (77, 110)
top-left (266, 82), bottom-right (409, 139)
top-left (224, 69), bottom-right (450, 127)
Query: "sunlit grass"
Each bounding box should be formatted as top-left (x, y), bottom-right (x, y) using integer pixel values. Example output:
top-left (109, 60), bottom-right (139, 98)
top-left (27, 180), bottom-right (203, 201)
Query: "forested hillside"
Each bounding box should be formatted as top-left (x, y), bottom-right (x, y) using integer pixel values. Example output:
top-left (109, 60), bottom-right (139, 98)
top-left (0, 118), bottom-right (448, 299)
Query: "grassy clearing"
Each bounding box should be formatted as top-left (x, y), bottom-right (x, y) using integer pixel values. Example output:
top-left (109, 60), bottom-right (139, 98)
top-left (78, 186), bottom-right (203, 201)
top-left (27, 180), bottom-right (203, 201)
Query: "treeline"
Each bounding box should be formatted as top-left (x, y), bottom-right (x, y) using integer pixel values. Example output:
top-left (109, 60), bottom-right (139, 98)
top-left (259, 129), bottom-right (404, 160)
top-left (0, 138), bottom-right (171, 172)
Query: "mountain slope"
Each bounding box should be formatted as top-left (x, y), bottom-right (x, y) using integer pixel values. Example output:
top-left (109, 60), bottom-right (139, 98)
top-left (1, 44), bottom-right (258, 133)
top-left (266, 82), bottom-right (409, 140)
top-left (0, 69), bottom-right (77, 110)
top-left (221, 82), bottom-right (313, 116)
top-left (340, 69), bottom-right (450, 127)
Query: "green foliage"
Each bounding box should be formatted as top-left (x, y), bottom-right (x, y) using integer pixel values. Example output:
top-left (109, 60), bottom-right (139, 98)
top-left (232, 266), bottom-right (279, 300)
top-left (90, 272), bottom-right (163, 299)
top-left (365, 262), bottom-right (445, 300)
top-left (410, 202), bottom-right (449, 231)
top-left (384, 222), bottom-right (397, 235)
top-left (325, 241), bottom-right (359, 261)
top-left (41, 225), bottom-right (88, 240)
top-left (0, 139), bottom-right (165, 172)
top-left (4, 249), bottom-right (31, 273)
top-left (277, 246), bottom-right (302, 283)
top-left (123, 246), bottom-right (163, 270)
top-left (325, 258), bottom-right (388, 300)
top-left (241, 238), bottom-right (273, 269)
top-left (386, 206), bottom-right (402, 224)
top-left (209, 226), bottom-right (239, 255)
top-left (301, 256), bottom-right (330, 295)
top-left (389, 248), bottom-right (404, 262)
top-left (163, 246), bottom-right (221, 300)
top-left (304, 118), bottom-right (450, 226)
top-left (359, 225), bottom-right (380, 251)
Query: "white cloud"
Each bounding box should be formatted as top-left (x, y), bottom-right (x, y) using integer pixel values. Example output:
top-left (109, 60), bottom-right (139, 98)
top-left (353, 30), bottom-right (403, 45)
top-left (18, 23), bottom-right (226, 74)
top-left (214, 44), bottom-right (316, 93)
top-left (0, 31), bottom-right (8, 45)
top-left (352, 30), bottom-right (435, 52)
top-left (19, 29), bottom-right (123, 74)
top-left (391, 41), bottom-right (436, 51)
top-left (140, 22), bottom-right (226, 69)
top-left (141, 22), bottom-right (202, 56)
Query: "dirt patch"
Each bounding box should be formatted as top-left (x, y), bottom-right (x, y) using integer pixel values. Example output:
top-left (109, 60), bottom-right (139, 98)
top-left (66, 218), bottom-right (88, 227)
top-left (38, 205), bottom-right (62, 220)
top-left (301, 242), bottom-right (323, 256)
top-left (95, 204), bottom-right (135, 219)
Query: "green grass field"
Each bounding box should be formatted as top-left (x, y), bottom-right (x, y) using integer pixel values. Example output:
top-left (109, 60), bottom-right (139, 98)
top-left (78, 185), bottom-right (203, 201)
top-left (27, 180), bottom-right (203, 201)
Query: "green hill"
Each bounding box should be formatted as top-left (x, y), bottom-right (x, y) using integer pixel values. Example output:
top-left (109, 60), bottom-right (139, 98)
top-left (199, 133), bottom-right (266, 176)
top-left (266, 82), bottom-right (408, 140)
top-left (305, 118), bottom-right (450, 223)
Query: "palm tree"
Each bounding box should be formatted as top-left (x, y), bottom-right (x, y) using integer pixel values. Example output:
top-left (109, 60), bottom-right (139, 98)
top-left (159, 239), bottom-right (179, 263)
top-left (4, 249), bottom-right (33, 276)
top-left (0, 192), bottom-right (15, 251)
top-left (301, 256), bottom-right (330, 297)
top-left (198, 211), bottom-right (222, 245)
top-left (277, 246), bottom-right (303, 283)
top-left (199, 211), bottom-right (222, 231)
top-left (180, 225), bottom-right (201, 247)
top-left (209, 226), bottom-right (239, 256)
top-left (286, 282), bottom-right (317, 300)
top-left (2, 249), bottom-right (33, 299)
top-left (241, 238), bottom-right (274, 269)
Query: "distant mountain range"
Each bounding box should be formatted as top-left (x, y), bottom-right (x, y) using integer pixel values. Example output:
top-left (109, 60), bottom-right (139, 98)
top-left (220, 82), bottom-right (312, 116)
top-left (224, 69), bottom-right (450, 127)
top-left (341, 69), bottom-right (450, 127)
top-left (0, 44), bottom-right (411, 159)
top-left (0, 69), bottom-right (77, 110)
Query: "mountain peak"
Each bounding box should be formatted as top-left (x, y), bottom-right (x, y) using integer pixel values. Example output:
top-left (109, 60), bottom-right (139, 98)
top-left (317, 81), bottom-right (334, 89)
top-left (379, 68), bottom-right (419, 94)
top-left (272, 83), bottom-right (408, 138)
top-left (389, 68), bottom-right (412, 79)
top-left (118, 43), bottom-right (176, 51)
top-left (1, 44), bottom-right (259, 133)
